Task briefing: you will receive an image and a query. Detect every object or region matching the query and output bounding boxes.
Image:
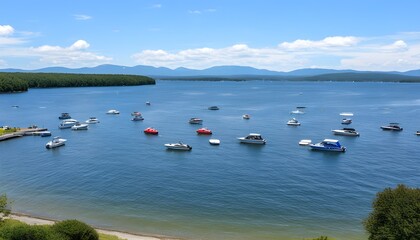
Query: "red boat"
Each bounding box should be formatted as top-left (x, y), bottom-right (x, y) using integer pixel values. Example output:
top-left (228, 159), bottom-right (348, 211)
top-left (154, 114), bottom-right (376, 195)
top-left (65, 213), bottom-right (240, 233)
top-left (196, 128), bottom-right (212, 135)
top-left (144, 127), bottom-right (158, 135)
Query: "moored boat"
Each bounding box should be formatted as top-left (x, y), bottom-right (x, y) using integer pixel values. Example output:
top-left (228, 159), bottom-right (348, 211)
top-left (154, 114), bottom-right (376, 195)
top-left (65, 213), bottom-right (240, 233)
top-left (332, 128), bottom-right (360, 136)
top-left (242, 114), bottom-right (251, 119)
top-left (298, 139), bottom-right (312, 146)
top-left (164, 142), bottom-right (192, 151)
top-left (196, 128), bottom-right (212, 135)
top-left (132, 115), bottom-right (144, 121)
top-left (209, 139), bottom-right (220, 145)
top-left (208, 106), bottom-right (219, 110)
top-left (58, 119), bottom-right (78, 129)
top-left (189, 118), bottom-right (203, 124)
top-left (106, 109), bottom-right (120, 114)
top-left (40, 131), bottom-right (52, 137)
top-left (287, 118), bottom-right (301, 126)
top-left (380, 123), bottom-right (403, 131)
top-left (71, 122), bottom-right (89, 130)
top-left (237, 133), bottom-right (266, 144)
top-left (85, 117), bottom-right (100, 124)
top-left (58, 113), bottom-right (71, 119)
top-left (309, 139), bottom-right (346, 152)
top-left (46, 136), bottom-right (67, 149)
top-left (144, 127), bottom-right (158, 135)
top-left (341, 118), bottom-right (352, 125)
top-left (290, 107), bottom-right (305, 114)
top-left (340, 112), bottom-right (354, 117)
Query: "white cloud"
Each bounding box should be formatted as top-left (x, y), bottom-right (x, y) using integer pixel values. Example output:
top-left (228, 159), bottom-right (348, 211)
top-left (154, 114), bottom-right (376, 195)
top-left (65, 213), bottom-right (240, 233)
top-left (74, 14), bottom-right (92, 20)
top-left (0, 37), bottom-right (25, 45)
top-left (0, 25), bottom-right (26, 45)
top-left (188, 10), bottom-right (201, 14)
top-left (0, 25), bottom-right (14, 36)
top-left (132, 44), bottom-right (298, 70)
top-left (69, 40), bottom-right (90, 50)
top-left (29, 40), bottom-right (111, 67)
top-left (280, 36), bottom-right (360, 50)
top-left (188, 8), bottom-right (216, 14)
top-left (132, 33), bottom-right (420, 71)
top-left (380, 40), bottom-right (408, 52)
top-left (151, 4), bottom-right (162, 8)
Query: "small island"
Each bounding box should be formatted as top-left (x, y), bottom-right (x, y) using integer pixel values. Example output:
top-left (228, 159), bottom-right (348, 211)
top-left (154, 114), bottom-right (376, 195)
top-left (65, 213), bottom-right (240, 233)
top-left (0, 72), bottom-right (155, 93)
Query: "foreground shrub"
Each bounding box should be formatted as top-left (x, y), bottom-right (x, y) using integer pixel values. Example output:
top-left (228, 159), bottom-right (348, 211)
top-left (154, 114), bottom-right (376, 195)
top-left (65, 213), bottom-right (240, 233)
top-left (0, 220), bottom-right (58, 240)
top-left (364, 184), bottom-right (420, 239)
top-left (52, 219), bottom-right (98, 240)
top-left (0, 195), bottom-right (11, 221)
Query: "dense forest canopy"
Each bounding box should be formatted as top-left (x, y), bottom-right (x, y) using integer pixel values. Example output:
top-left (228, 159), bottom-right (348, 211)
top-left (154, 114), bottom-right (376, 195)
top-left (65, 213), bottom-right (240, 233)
top-left (158, 72), bottom-right (420, 82)
top-left (0, 72), bottom-right (155, 93)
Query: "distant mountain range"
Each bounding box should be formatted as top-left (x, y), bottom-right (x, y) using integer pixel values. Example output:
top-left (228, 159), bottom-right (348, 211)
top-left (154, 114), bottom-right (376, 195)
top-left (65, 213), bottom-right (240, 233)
top-left (1, 64), bottom-right (420, 78)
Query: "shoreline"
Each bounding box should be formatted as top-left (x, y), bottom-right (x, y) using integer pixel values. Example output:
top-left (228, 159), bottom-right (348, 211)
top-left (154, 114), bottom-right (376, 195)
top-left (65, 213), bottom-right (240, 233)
top-left (8, 213), bottom-right (182, 240)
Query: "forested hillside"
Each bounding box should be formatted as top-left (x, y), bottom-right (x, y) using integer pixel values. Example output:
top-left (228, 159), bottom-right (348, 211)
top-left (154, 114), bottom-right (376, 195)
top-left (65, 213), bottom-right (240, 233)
top-left (0, 72), bottom-right (155, 93)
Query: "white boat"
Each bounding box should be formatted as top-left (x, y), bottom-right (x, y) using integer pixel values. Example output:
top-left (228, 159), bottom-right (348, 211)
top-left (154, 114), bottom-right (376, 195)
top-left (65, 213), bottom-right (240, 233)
top-left (416, 131), bottom-right (420, 136)
top-left (237, 133), bottom-right (266, 144)
top-left (381, 123), bottom-right (403, 131)
top-left (39, 131), bottom-right (52, 137)
top-left (164, 142), bottom-right (192, 151)
top-left (132, 115), bottom-right (144, 121)
top-left (106, 109), bottom-right (120, 114)
top-left (46, 137), bottom-right (67, 149)
top-left (189, 118), bottom-right (203, 124)
top-left (309, 139), bottom-right (346, 152)
top-left (332, 128), bottom-right (360, 136)
top-left (85, 117), bottom-right (100, 124)
top-left (243, 114), bottom-right (251, 119)
top-left (340, 112), bottom-right (354, 117)
top-left (209, 139), bottom-right (220, 145)
top-left (71, 122), bottom-right (89, 130)
top-left (291, 109), bottom-right (305, 114)
top-left (341, 118), bottom-right (352, 124)
top-left (287, 118), bottom-right (301, 126)
top-left (58, 119), bottom-right (78, 129)
top-left (298, 139), bottom-right (312, 146)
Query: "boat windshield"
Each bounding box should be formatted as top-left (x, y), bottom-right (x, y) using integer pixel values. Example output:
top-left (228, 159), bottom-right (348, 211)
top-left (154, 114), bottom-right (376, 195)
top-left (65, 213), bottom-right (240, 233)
top-left (322, 141), bottom-right (341, 147)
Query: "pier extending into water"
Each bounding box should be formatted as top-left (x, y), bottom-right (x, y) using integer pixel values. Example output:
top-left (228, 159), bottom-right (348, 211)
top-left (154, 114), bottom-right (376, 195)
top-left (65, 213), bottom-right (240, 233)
top-left (0, 128), bottom-right (48, 141)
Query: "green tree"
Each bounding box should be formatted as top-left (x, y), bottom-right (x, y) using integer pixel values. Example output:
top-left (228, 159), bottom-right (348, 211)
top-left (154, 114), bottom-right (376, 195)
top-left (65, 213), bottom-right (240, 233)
top-left (52, 219), bottom-right (98, 240)
top-left (0, 194), bottom-right (11, 221)
top-left (364, 184), bottom-right (420, 240)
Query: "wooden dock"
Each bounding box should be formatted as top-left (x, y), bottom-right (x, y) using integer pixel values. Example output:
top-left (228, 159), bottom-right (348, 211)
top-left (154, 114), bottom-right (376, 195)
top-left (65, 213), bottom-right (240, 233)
top-left (0, 128), bottom-right (48, 142)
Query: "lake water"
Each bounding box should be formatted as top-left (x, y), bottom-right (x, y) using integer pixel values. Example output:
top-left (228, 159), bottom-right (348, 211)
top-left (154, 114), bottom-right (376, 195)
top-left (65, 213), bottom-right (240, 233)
top-left (1, 80), bottom-right (420, 240)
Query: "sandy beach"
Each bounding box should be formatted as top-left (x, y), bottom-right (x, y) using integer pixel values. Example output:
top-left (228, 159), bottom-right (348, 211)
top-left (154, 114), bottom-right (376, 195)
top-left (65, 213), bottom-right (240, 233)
top-left (9, 213), bottom-right (181, 240)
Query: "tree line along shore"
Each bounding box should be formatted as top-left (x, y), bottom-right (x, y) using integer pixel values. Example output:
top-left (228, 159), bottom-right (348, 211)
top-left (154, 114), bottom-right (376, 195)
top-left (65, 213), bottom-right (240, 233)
top-left (158, 72), bottom-right (420, 82)
top-left (0, 72), bottom-right (155, 93)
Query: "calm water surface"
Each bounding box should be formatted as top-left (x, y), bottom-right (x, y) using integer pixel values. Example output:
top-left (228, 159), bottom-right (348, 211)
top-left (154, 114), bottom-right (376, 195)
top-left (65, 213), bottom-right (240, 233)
top-left (1, 81), bottom-right (420, 240)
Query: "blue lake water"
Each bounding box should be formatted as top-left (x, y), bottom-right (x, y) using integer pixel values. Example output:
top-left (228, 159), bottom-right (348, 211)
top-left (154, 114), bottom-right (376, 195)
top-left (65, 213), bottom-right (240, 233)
top-left (1, 80), bottom-right (420, 240)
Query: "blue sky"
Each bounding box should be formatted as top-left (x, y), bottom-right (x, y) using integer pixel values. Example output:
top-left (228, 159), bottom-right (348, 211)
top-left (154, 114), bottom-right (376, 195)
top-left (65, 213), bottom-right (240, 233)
top-left (1, 0), bottom-right (420, 71)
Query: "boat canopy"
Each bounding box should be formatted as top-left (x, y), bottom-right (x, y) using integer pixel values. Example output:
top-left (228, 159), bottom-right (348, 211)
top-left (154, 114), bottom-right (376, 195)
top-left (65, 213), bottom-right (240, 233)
top-left (322, 139), bottom-right (341, 147)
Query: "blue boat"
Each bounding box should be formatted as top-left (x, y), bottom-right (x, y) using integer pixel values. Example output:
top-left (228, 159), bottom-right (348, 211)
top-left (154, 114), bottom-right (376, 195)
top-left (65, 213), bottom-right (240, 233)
top-left (309, 139), bottom-right (346, 152)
